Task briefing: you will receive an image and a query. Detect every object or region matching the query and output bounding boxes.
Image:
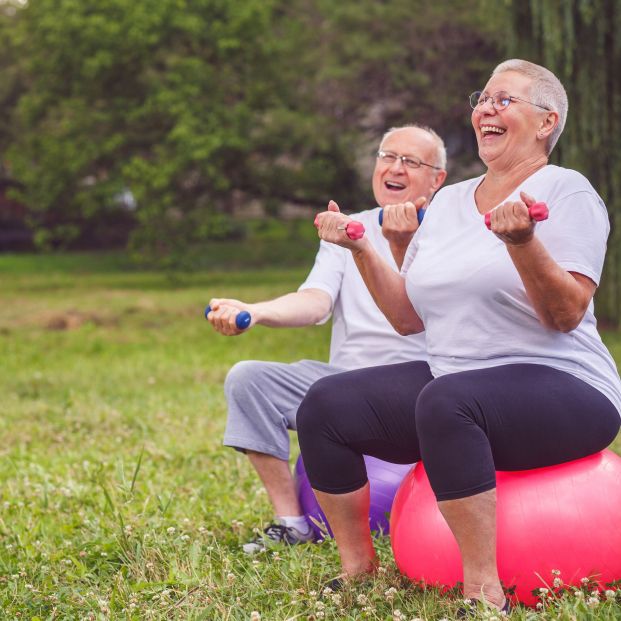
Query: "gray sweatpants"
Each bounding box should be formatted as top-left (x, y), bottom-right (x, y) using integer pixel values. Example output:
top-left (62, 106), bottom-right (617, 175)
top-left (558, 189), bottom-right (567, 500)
top-left (223, 359), bottom-right (346, 461)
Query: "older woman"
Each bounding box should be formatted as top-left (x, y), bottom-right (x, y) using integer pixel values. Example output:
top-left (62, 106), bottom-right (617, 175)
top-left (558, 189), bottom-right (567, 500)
top-left (298, 59), bottom-right (621, 612)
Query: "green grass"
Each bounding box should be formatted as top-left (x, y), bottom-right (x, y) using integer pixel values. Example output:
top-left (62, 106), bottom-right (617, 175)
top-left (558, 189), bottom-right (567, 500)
top-left (1, 251), bottom-right (620, 620)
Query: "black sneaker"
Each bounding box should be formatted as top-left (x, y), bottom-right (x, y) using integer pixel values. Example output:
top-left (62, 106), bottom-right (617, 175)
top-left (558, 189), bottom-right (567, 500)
top-left (242, 519), bottom-right (314, 554)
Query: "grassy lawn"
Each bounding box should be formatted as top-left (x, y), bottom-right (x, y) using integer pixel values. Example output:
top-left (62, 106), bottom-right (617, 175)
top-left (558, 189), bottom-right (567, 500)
top-left (1, 252), bottom-right (620, 620)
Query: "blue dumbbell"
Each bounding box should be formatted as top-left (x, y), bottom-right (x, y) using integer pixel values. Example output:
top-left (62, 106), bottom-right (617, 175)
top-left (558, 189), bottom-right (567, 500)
top-left (378, 208), bottom-right (425, 226)
top-left (204, 305), bottom-right (252, 330)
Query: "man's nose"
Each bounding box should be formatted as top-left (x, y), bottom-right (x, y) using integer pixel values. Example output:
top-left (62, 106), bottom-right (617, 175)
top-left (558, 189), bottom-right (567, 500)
top-left (389, 157), bottom-right (406, 172)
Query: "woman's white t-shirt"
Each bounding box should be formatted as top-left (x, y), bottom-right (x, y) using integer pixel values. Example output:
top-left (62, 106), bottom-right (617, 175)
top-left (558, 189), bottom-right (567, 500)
top-left (402, 165), bottom-right (621, 416)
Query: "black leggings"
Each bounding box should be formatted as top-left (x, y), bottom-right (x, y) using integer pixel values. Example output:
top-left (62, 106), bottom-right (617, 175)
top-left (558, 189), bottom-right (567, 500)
top-left (297, 362), bottom-right (620, 501)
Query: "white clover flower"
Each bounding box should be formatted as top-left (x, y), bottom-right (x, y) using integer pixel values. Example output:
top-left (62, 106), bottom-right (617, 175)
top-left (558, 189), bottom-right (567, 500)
top-left (384, 586), bottom-right (398, 602)
top-left (551, 569), bottom-right (561, 576)
top-left (167, 527), bottom-right (176, 535)
top-left (316, 613), bottom-right (325, 619)
top-left (393, 610), bottom-right (404, 620)
top-left (250, 612), bottom-right (261, 621)
top-left (315, 601), bottom-right (326, 611)
top-left (322, 587), bottom-right (333, 596)
top-left (356, 594), bottom-right (369, 605)
top-left (574, 590), bottom-right (584, 598)
top-left (587, 596), bottom-right (599, 607)
top-left (605, 589), bottom-right (617, 600)
top-left (535, 602), bottom-right (543, 609)
top-left (539, 587), bottom-right (549, 595)
top-left (553, 577), bottom-right (562, 588)
top-left (330, 593), bottom-right (342, 606)
top-left (226, 572), bottom-right (236, 583)
top-left (581, 577), bottom-right (589, 584)
top-left (309, 590), bottom-right (317, 598)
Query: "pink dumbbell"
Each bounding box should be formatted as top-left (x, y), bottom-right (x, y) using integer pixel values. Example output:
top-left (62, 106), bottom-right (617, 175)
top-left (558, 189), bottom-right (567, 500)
top-left (314, 215), bottom-right (366, 240)
top-left (485, 202), bottom-right (549, 230)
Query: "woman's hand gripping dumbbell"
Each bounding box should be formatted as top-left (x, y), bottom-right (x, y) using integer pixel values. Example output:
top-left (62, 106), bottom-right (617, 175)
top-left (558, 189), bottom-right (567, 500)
top-left (485, 201), bottom-right (548, 229)
top-left (313, 201), bottom-right (366, 242)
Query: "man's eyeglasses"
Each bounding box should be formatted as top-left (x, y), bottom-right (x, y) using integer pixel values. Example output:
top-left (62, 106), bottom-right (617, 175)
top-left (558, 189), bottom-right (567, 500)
top-left (469, 90), bottom-right (550, 112)
top-left (377, 150), bottom-right (442, 170)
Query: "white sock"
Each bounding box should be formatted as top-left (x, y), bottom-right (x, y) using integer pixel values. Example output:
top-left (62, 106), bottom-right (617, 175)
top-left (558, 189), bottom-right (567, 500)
top-left (278, 515), bottom-right (311, 533)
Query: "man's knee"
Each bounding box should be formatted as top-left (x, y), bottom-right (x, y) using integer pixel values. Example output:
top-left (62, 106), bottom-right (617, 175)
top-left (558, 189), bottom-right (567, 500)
top-left (224, 360), bottom-right (268, 402)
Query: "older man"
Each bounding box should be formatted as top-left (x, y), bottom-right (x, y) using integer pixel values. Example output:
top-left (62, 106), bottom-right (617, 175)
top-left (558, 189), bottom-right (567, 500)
top-left (207, 125), bottom-right (447, 553)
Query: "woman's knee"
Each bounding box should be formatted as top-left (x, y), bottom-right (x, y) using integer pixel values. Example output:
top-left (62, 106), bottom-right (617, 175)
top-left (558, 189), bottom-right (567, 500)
top-left (415, 375), bottom-right (478, 436)
top-left (297, 375), bottom-right (344, 440)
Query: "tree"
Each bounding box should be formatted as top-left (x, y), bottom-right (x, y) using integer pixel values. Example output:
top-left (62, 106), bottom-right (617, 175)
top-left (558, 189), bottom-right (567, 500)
top-left (1, 0), bottom-right (504, 262)
top-left (501, 0), bottom-right (621, 324)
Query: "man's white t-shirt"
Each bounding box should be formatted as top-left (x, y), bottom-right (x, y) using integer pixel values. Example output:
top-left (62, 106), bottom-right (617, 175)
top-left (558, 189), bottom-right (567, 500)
top-left (402, 165), bottom-right (621, 416)
top-left (299, 207), bottom-right (427, 370)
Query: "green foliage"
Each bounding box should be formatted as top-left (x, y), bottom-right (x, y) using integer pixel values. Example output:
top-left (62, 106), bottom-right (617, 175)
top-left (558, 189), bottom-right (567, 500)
top-left (1, 0), bottom-right (502, 260)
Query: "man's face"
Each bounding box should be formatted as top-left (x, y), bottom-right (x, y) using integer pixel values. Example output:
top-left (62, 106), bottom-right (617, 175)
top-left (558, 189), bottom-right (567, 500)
top-left (372, 128), bottom-right (445, 207)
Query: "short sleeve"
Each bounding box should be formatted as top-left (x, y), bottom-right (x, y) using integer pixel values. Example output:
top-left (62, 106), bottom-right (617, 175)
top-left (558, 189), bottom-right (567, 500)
top-left (538, 190), bottom-right (610, 285)
top-left (298, 240), bottom-right (347, 323)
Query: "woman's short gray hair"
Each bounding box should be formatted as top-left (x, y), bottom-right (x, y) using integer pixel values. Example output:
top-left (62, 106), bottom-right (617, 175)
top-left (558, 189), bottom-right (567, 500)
top-left (492, 59), bottom-right (568, 155)
top-left (381, 124), bottom-right (447, 170)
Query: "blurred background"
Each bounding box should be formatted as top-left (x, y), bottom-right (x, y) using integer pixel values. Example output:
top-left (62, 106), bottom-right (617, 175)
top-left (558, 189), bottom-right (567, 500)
top-left (1, 0), bottom-right (620, 324)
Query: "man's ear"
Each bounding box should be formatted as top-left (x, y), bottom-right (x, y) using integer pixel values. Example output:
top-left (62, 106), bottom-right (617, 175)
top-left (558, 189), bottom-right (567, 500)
top-left (432, 169), bottom-right (447, 192)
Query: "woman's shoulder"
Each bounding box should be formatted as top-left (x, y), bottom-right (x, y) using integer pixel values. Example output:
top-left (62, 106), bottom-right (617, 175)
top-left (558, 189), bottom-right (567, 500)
top-left (532, 165), bottom-right (598, 197)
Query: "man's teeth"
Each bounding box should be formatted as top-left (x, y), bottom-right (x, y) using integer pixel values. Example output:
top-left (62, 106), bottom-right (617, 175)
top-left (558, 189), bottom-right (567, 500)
top-left (481, 125), bottom-right (506, 135)
top-left (385, 181), bottom-right (405, 189)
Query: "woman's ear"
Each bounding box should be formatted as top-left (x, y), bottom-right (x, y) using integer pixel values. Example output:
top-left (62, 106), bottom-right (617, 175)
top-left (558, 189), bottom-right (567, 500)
top-left (537, 110), bottom-right (559, 141)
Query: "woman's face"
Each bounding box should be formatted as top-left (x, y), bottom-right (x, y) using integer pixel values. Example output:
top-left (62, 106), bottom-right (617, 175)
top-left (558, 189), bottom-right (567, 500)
top-left (471, 71), bottom-right (548, 170)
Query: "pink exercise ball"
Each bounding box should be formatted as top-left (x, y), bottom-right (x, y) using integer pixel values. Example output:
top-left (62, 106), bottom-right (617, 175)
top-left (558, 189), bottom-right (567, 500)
top-left (295, 454), bottom-right (413, 539)
top-left (390, 450), bottom-right (621, 606)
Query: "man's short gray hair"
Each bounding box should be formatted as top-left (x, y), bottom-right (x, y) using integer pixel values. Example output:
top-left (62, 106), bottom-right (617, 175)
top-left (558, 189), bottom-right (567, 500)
top-left (380, 124), bottom-right (447, 170)
top-left (492, 59), bottom-right (568, 155)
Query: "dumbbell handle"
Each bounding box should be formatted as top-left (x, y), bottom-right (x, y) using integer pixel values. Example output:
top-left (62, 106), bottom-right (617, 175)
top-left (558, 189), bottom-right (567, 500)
top-left (485, 202), bottom-right (549, 230)
top-left (204, 305), bottom-right (251, 330)
top-left (378, 208), bottom-right (425, 226)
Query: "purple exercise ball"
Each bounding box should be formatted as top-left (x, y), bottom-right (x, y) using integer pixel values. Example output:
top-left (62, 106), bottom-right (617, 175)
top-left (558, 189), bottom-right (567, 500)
top-left (294, 454), bottom-right (414, 539)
